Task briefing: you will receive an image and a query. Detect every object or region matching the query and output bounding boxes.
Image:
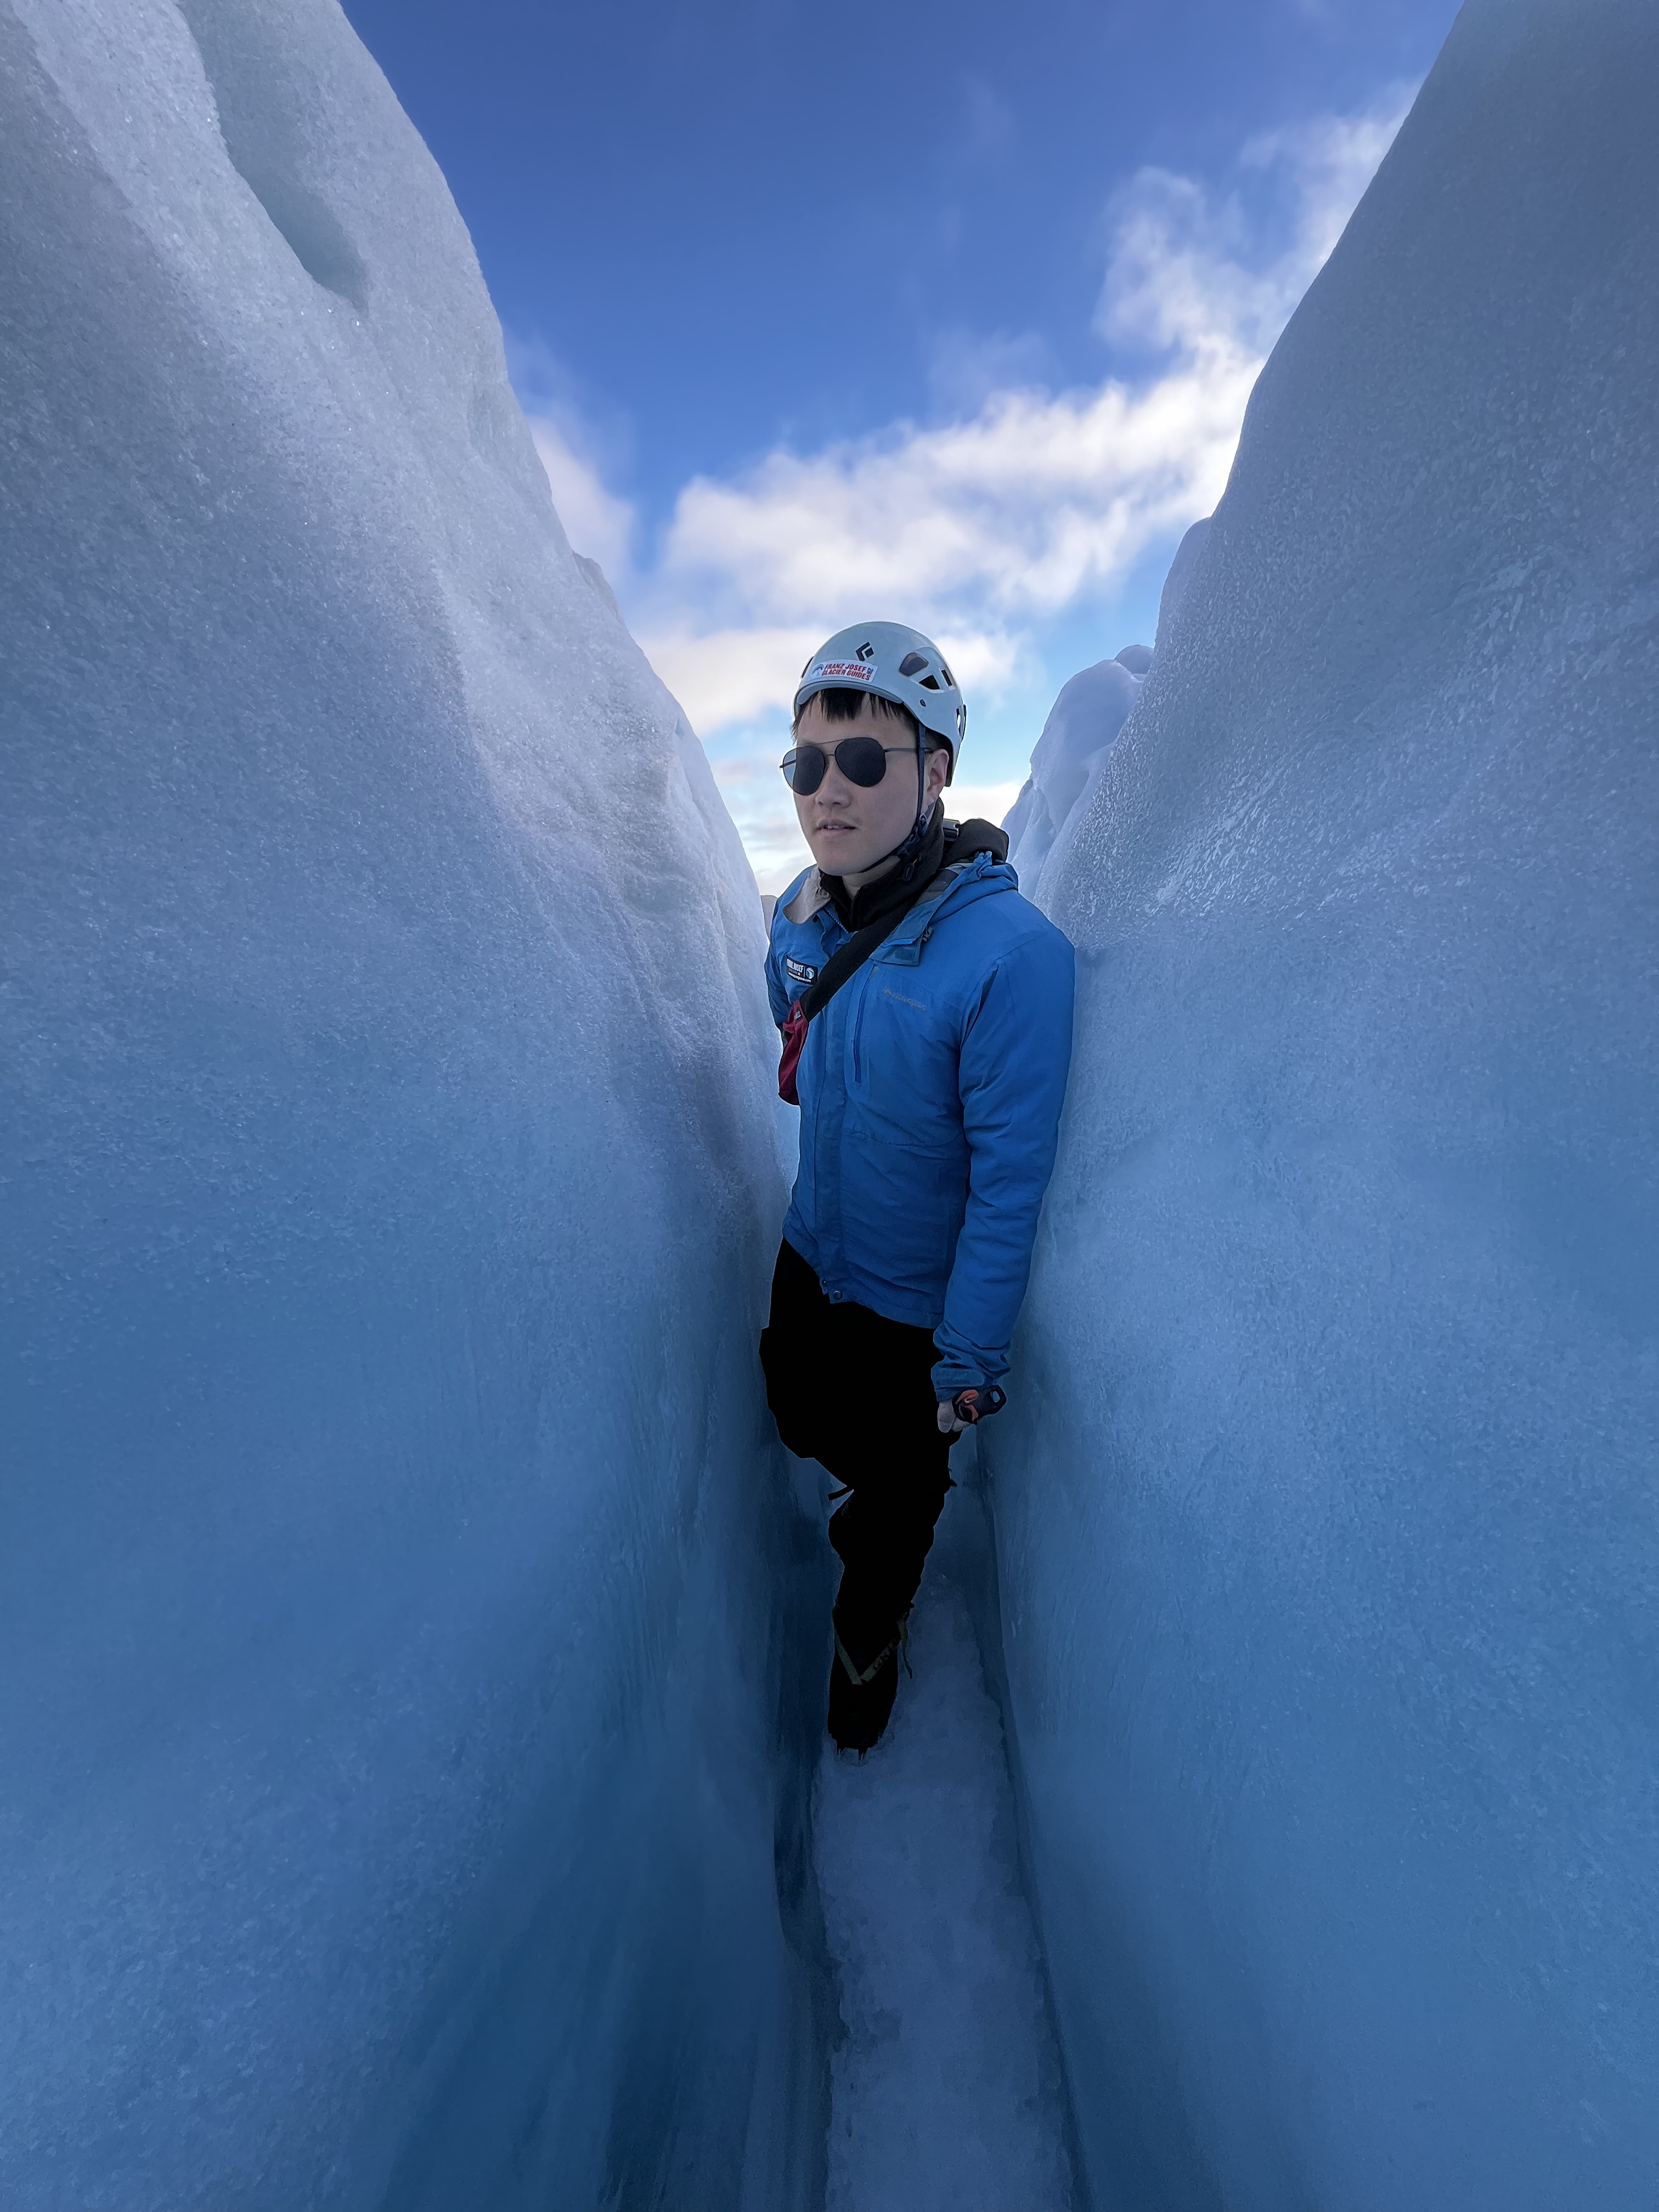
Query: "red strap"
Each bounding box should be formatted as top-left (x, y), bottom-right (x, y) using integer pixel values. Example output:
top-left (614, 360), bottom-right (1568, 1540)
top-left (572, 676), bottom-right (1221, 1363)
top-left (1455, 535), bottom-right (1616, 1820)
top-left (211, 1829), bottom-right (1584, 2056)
top-left (777, 1000), bottom-right (809, 1104)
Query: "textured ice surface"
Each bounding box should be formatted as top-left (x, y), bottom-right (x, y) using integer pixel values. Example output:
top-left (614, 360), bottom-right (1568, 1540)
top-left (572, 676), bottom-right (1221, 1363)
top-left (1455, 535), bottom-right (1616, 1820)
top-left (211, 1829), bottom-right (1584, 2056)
top-left (1002, 654), bottom-right (1143, 896)
top-left (816, 1537), bottom-right (1074, 2212)
top-left (1003, 517), bottom-right (1206, 895)
top-left (0, 2), bottom-right (817, 2206)
top-left (1153, 516), bottom-right (1210, 651)
top-left (990, 2), bottom-right (1659, 2207)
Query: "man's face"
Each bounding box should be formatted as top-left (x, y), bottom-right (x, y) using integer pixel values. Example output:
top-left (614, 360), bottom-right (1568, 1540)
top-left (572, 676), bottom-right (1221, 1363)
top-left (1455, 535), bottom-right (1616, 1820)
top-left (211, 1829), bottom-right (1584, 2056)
top-left (791, 695), bottom-right (951, 883)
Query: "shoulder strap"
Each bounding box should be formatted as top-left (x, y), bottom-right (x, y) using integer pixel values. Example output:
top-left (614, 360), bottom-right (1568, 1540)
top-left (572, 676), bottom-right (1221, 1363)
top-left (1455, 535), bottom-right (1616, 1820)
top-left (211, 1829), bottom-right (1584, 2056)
top-left (798, 860), bottom-right (962, 1022)
top-left (777, 861), bottom-right (969, 1104)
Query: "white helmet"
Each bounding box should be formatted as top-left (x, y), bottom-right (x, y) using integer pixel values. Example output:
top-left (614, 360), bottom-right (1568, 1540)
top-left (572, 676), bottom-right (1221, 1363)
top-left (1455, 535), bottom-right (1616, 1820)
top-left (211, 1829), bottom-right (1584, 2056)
top-left (794, 620), bottom-right (967, 785)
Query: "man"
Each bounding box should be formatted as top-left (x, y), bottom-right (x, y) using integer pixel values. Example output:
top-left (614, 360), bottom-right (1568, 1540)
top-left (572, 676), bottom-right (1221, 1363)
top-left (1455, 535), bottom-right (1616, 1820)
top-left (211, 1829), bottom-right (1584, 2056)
top-left (760, 621), bottom-right (1075, 1753)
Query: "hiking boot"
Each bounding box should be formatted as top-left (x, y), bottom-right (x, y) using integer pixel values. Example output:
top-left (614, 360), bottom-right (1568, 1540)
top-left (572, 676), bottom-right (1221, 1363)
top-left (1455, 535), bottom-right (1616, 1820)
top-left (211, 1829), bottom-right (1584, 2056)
top-left (827, 1615), bottom-right (905, 1754)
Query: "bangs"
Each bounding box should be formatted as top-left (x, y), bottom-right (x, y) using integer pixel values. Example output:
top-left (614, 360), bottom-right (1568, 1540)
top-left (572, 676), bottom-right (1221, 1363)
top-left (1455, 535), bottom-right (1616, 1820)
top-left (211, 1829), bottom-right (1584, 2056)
top-left (793, 687), bottom-right (921, 743)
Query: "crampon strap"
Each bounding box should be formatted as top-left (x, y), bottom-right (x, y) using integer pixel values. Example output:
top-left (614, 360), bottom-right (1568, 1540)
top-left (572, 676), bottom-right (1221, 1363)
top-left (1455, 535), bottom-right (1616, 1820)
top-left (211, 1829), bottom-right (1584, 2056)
top-left (834, 1629), bottom-right (897, 1688)
top-left (834, 1613), bottom-right (913, 1686)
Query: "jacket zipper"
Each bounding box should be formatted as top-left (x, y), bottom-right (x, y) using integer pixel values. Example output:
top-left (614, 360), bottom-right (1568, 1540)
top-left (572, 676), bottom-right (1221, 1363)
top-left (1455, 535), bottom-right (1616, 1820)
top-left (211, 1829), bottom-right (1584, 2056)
top-left (847, 863), bottom-right (974, 1084)
top-left (850, 966), bottom-right (871, 1085)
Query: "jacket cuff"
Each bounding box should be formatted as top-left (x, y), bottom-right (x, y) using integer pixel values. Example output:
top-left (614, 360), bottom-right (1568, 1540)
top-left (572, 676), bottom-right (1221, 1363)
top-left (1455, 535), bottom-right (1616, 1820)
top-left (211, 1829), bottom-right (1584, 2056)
top-left (930, 1353), bottom-right (986, 1402)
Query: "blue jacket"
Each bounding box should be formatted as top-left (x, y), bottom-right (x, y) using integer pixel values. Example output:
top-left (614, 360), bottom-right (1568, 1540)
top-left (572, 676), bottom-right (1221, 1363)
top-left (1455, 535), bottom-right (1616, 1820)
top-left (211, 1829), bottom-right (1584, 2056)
top-left (767, 849), bottom-right (1075, 1401)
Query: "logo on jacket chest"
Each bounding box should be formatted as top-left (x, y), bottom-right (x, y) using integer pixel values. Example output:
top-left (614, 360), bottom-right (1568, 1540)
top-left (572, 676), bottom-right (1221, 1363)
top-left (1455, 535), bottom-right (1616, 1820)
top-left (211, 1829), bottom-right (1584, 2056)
top-left (783, 956), bottom-right (819, 985)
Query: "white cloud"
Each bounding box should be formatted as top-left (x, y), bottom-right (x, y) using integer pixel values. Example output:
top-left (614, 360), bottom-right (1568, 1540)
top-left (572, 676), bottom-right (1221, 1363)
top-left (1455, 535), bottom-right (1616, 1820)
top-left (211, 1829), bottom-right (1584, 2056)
top-left (948, 777), bottom-right (1026, 831)
top-left (1098, 93), bottom-right (1412, 361)
top-left (652, 369), bottom-right (1244, 631)
top-left (927, 326), bottom-right (1058, 417)
top-left (521, 92), bottom-right (1414, 882)
top-left (1244, 101), bottom-right (1411, 263)
top-left (639, 618), bottom-right (1024, 744)
top-left (706, 749), bottom-right (810, 895)
top-left (527, 415), bottom-right (636, 583)
top-left (640, 625), bottom-right (822, 738)
top-left (631, 88), bottom-right (1410, 760)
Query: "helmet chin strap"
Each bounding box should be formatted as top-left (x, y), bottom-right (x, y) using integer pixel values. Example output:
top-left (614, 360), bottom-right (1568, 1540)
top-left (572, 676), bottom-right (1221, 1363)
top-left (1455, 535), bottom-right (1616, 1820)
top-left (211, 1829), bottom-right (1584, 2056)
top-left (879, 743), bottom-right (938, 882)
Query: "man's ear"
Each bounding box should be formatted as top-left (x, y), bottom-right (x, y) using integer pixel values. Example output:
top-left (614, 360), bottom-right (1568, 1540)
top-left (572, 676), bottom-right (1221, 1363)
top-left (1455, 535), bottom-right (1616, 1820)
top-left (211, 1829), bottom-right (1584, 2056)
top-left (926, 744), bottom-right (951, 803)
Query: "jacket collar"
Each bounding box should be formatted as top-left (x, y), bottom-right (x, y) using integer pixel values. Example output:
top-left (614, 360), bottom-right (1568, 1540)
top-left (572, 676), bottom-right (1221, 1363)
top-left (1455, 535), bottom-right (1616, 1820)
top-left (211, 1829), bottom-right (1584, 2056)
top-left (781, 814), bottom-right (1007, 929)
top-left (874, 848), bottom-right (1013, 948)
top-left (782, 870), bottom-right (834, 926)
top-left (783, 847), bottom-right (1013, 937)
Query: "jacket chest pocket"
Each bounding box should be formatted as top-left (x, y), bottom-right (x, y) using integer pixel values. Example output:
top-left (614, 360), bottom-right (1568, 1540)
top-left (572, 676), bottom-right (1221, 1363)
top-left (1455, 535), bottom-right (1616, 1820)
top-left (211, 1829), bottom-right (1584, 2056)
top-left (848, 968), bottom-right (961, 1137)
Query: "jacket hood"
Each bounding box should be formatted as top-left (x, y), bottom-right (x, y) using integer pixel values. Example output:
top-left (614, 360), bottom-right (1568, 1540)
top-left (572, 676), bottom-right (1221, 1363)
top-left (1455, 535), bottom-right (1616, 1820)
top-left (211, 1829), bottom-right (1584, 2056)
top-left (943, 816), bottom-right (1009, 866)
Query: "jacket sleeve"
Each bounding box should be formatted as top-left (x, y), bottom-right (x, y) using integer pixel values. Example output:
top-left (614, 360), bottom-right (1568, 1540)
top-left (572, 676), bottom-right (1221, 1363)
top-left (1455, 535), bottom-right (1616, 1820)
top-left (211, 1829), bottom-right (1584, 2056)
top-left (765, 931), bottom-right (791, 1029)
top-left (765, 942), bottom-right (792, 1026)
top-left (765, 875), bottom-right (809, 1029)
top-left (931, 925), bottom-right (1075, 1400)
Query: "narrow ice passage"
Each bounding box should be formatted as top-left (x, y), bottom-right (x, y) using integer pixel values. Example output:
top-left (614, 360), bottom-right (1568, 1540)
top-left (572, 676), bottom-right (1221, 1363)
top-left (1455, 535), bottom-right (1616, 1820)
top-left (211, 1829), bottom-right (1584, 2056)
top-left (814, 1492), bottom-right (1075, 2212)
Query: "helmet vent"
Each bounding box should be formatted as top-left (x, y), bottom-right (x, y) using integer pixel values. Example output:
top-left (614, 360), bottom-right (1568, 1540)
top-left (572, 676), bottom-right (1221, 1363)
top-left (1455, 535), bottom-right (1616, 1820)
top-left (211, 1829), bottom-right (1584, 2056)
top-left (898, 652), bottom-right (929, 677)
top-left (918, 674), bottom-right (941, 690)
top-left (939, 663), bottom-right (955, 687)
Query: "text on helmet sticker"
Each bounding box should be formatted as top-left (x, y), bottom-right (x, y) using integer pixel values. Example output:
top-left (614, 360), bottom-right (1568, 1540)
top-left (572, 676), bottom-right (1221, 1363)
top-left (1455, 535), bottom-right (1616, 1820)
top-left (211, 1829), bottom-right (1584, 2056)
top-left (807, 660), bottom-right (875, 682)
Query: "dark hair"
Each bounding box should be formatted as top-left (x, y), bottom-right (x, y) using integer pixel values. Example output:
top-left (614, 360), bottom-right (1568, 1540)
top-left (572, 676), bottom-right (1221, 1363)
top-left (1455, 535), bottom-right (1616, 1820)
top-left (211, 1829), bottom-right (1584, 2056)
top-left (794, 685), bottom-right (945, 752)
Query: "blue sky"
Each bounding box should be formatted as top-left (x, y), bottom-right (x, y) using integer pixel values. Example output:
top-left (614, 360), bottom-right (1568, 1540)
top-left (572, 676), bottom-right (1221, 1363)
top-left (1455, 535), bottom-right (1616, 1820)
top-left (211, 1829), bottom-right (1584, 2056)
top-left (341, 0), bottom-right (1463, 887)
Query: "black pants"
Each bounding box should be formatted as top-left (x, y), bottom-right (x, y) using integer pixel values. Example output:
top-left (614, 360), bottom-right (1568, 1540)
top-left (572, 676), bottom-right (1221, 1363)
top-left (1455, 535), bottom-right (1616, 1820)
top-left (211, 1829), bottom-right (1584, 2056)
top-left (759, 1239), bottom-right (953, 1664)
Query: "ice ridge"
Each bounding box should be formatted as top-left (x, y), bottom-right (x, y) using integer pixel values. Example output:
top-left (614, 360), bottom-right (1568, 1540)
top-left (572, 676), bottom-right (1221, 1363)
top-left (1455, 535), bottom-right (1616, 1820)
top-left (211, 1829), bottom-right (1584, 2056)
top-left (0, 2), bottom-right (820, 2205)
top-left (988, 2), bottom-right (1659, 2205)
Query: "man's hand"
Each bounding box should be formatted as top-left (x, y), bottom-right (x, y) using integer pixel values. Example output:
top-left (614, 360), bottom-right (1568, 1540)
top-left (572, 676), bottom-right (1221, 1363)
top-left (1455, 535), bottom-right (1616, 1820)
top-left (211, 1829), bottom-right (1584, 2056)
top-left (937, 1385), bottom-right (1008, 1434)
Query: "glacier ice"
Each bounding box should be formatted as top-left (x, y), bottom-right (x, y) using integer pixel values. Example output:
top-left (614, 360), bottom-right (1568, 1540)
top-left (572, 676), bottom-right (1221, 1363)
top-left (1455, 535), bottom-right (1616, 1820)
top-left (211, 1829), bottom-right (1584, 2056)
top-left (1153, 515), bottom-right (1210, 654)
top-left (815, 1479), bottom-right (1076, 2212)
top-left (1003, 520), bottom-right (1210, 900)
top-left (1003, 527), bottom-right (1205, 897)
top-left (987, 1), bottom-right (1659, 2206)
top-left (1002, 655), bottom-right (1144, 898)
top-left (12, 0), bottom-right (1659, 2199)
top-left (0, 2), bottom-right (822, 2206)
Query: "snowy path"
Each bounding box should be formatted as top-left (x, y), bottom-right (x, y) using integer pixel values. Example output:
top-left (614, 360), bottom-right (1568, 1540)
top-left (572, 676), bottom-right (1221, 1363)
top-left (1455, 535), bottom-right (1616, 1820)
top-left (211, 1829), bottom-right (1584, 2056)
top-left (814, 1566), bottom-right (1075, 2212)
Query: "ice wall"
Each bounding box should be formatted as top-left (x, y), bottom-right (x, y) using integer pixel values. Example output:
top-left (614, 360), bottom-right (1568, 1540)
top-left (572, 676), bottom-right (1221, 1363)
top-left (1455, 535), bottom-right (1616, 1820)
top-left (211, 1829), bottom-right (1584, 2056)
top-left (988, 2), bottom-right (1659, 2206)
top-left (1003, 652), bottom-right (1146, 898)
top-left (0, 3), bottom-right (821, 2207)
top-left (1152, 517), bottom-right (1210, 656)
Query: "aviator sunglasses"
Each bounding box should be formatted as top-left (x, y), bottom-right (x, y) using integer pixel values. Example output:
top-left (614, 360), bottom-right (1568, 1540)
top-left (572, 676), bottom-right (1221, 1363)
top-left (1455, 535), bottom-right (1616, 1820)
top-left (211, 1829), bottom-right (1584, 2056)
top-left (780, 736), bottom-right (915, 795)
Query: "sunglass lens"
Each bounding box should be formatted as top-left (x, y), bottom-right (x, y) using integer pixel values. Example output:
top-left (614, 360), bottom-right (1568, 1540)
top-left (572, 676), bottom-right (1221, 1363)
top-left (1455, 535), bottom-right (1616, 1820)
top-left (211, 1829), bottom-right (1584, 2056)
top-left (781, 735), bottom-right (895, 792)
top-left (834, 736), bottom-right (891, 787)
top-left (781, 746), bottom-right (827, 794)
